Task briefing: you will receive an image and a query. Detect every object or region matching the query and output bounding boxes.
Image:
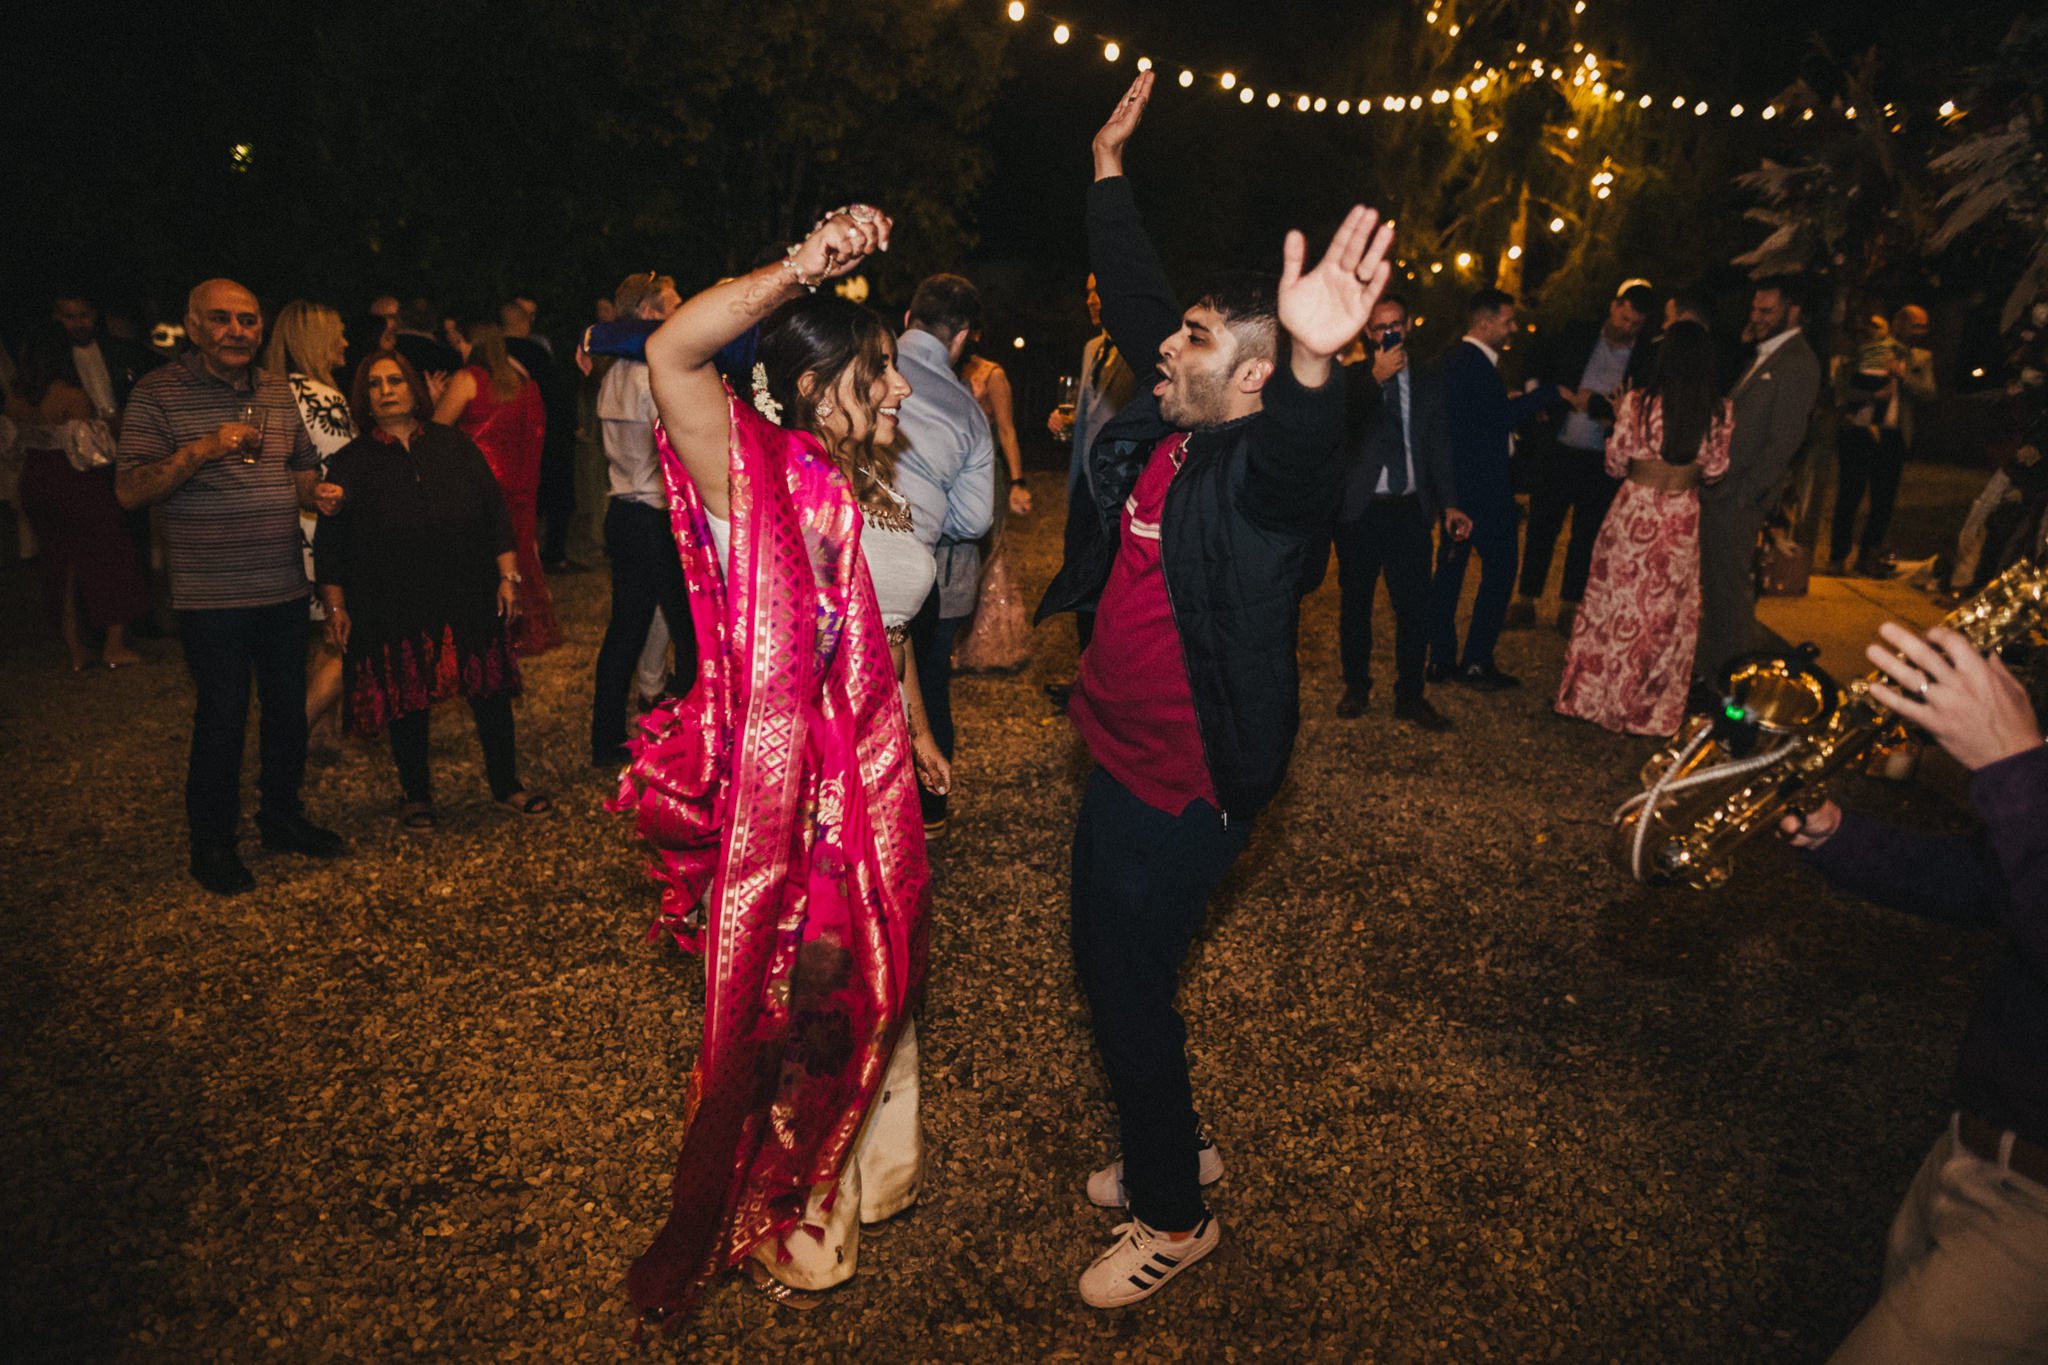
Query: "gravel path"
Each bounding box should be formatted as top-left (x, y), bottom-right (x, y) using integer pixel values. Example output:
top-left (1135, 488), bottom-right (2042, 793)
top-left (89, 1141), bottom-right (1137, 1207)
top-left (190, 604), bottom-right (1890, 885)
top-left (1, 473), bottom-right (1989, 1362)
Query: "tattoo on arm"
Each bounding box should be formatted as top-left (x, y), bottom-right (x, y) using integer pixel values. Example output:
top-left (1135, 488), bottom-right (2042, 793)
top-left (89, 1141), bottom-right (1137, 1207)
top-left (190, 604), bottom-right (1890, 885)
top-left (118, 449), bottom-right (198, 509)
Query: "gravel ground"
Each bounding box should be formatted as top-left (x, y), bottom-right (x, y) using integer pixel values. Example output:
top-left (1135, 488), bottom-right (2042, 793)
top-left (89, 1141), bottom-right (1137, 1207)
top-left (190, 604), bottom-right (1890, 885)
top-left (0, 470), bottom-right (1992, 1362)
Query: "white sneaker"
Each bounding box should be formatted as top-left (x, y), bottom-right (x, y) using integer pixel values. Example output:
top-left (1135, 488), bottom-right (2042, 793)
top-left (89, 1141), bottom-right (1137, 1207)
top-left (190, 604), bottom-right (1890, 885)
top-left (1079, 1213), bottom-right (1221, 1308)
top-left (1085, 1132), bottom-right (1224, 1208)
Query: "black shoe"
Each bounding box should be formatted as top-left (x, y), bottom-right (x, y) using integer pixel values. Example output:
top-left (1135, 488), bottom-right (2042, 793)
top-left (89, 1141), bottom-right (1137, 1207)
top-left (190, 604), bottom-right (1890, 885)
top-left (592, 741), bottom-right (632, 769)
top-left (1044, 680), bottom-right (1074, 711)
top-left (1335, 686), bottom-right (1370, 718)
top-left (257, 814), bottom-right (346, 859)
top-left (1393, 695), bottom-right (1452, 731)
top-left (190, 845), bottom-right (255, 895)
top-left (1555, 603), bottom-right (1579, 637)
top-left (1457, 663), bottom-right (1521, 691)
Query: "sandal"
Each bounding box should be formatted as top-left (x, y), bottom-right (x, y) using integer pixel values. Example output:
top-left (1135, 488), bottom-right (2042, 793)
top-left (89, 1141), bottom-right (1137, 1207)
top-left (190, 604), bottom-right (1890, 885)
top-left (497, 789), bottom-right (555, 818)
top-left (400, 801), bottom-right (439, 834)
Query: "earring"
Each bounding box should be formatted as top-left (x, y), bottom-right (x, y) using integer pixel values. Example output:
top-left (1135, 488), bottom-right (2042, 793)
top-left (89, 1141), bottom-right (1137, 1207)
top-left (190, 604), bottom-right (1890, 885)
top-left (816, 400), bottom-right (835, 418)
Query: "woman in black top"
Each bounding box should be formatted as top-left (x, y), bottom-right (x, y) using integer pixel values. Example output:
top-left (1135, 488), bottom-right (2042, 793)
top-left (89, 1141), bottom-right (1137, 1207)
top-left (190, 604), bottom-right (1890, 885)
top-left (314, 352), bottom-right (552, 830)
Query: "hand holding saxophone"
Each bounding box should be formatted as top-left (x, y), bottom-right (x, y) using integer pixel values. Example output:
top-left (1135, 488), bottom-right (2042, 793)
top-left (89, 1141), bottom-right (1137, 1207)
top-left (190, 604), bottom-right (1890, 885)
top-left (1864, 622), bottom-right (2044, 771)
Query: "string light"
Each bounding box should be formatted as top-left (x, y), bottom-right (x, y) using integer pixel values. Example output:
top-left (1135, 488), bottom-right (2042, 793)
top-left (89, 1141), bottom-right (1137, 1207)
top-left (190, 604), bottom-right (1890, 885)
top-left (1566, 126), bottom-right (1580, 140)
top-left (1296, 94), bottom-right (1311, 111)
top-left (1455, 251), bottom-right (1473, 268)
top-left (1430, 261), bottom-right (1444, 274)
top-left (1939, 100), bottom-right (1957, 116)
top-left (1454, 85), bottom-right (1469, 100)
top-left (1337, 99), bottom-right (1350, 114)
top-left (1102, 40), bottom-right (1119, 61)
top-left (1729, 103), bottom-right (1743, 117)
top-left (1639, 94), bottom-right (1653, 108)
top-left (1178, 69), bottom-right (1193, 88)
top-left (1005, 0), bottom-right (1024, 20)
top-left (1239, 87), bottom-right (1254, 104)
top-left (1137, 56), bottom-right (1151, 70)
top-left (1844, 106), bottom-right (1858, 119)
top-left (1266, 91), bottom-right (1281, 108)
top-left (1693, 101), bottom-right (1708, 116)
top-left (1313, 96), bottom-right (1327, 112)
top-left (1507, 245), bottom-right (1523, 260)
top-left (1447, 23), bottom-right (1460, 35)
top-left (1220, 71), bottom-right (1237, 90)
top-left (1761, 106), bottom-right (1777, 120)
top-left (1484, 130), bottom-right (1499, 143)
top-left (1052, 22), bottom-right (1069, 43)
top-left (1671, 96), bottom-right (1685, 110)
top-left (1548, 216), bottom-right (1566, 232)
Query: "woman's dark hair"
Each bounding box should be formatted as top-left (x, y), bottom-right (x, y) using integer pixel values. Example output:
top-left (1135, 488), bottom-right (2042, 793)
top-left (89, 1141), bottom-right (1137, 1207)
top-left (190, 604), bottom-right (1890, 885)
top-left (1645, 320), bottom-right (1719, 465)
top-left (756, 294), bottom-right (898, 504)
top-left (349, 349), bottom-right (433, 430)
top-left (17, 324), bottom-right (84, 404)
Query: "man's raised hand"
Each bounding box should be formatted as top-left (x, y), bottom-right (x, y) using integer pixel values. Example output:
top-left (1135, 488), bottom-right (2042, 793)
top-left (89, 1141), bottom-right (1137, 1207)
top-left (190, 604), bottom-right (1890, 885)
top-left (1277, 206), bottom-right (1396, 386)
top-left (1094, 71), bottom-right (1154, 180)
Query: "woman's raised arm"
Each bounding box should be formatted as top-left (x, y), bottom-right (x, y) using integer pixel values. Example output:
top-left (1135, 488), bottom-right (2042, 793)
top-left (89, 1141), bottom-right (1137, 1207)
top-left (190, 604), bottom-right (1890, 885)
top-left (646, 207), bottom-right (892, 519)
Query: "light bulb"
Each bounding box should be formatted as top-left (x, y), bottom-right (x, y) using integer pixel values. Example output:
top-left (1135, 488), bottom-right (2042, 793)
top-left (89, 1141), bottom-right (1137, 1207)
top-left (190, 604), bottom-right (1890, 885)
top-left (1177, 69), bottom-right (1192, 87)
top-left (1102, 41), bottom-right (1119, 62)
top-left (1239, 87), bottom-right (1254, 104)
top-left (1485, 129), bottom-right (1499, 143)
top-left (1220, 72), bottom-right (1237, 90)
top-left (1005, 1), bottom-right (1024, 20)
top-left (1761, 106), bottom-right (1777, 120)
top-left (1337, 99), bottom-right (1351, 114)
top-left (1693, 101), bottom-right (1708, 116)
top-left (1455, 252), bottom-right (1473, 268)
top-left (1639, 94), bottom-right (1652, 108)
top-left (1297, 94), bottom-right (1311, 111)
top-left (1730, 103), bottom-right (1744, 117)
top-left (1507, 245), bottom-right (1523, 261)
top-left (1548, 216), bottom-right (1566, 232)
top-left (1052, 23), bottom-right (1069, 43)
top-left (1267, 92), bottom-right (1281, 108)
top-left (1137, 56), bottom-right (1152, 71)
top-left (1313, 96), bottom-right (1327, 112)
top-left (1939, 100), bottom-right (1957, 117)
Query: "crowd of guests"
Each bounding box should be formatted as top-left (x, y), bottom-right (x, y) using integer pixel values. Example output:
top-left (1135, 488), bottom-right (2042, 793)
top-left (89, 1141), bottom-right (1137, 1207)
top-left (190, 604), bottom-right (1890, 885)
top-left (1, 68), bottom-right (2042, 1354)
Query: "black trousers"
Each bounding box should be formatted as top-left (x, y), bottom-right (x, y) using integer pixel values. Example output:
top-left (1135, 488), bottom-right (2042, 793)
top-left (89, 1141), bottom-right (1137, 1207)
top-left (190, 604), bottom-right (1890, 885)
top-left (178, 598), bottom-right (309, 850)
top-left (591, 498), bottom-right (695, 757)
top-left (1071, 766), bottom-right (1252, 1231)
top-left (388, 693), bottom-right (519, 803)
top-left (1518, 445), bottom-right (1621, 602)
top-left (908, 584), bottom-right (965, 824)
top-left (1833, 425), bottom-right (1906, 562)
top-left (538, 437), bottom-right (578, 563)
top-left (1333, 495), bottom-right (1433, 699)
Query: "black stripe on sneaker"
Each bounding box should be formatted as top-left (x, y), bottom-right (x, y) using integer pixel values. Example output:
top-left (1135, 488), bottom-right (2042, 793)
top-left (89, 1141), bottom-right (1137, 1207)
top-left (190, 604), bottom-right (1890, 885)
top-left (1139, 1263), bottom-right (1167, 1280)
top-left (1128, 1275), bottom-right (1150, 1290)
top-left (1150, 1252), bottom-right (1179, 1270)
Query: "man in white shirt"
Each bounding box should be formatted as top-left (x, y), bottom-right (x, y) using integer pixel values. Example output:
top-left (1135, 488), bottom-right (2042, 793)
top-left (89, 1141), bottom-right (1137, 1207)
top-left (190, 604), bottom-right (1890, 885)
top-left (590, 271), bottom-right (690, 766)
top-left (893, 273), bottom-right (996, 835)
top-left (1698, 279), bottom-right (1822, 684)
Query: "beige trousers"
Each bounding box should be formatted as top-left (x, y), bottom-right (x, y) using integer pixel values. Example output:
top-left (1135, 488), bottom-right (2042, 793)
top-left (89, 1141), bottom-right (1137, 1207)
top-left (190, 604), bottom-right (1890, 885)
top-left (1830, 1115), bottom-right (2048, 1363)
top-left (752, 1020), bottom-right (923, 1292)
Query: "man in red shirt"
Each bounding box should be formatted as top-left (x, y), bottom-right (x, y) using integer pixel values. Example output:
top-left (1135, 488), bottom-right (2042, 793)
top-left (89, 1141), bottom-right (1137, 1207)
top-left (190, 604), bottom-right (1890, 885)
top-left (1041, 73), bottom-right (1398, 1307)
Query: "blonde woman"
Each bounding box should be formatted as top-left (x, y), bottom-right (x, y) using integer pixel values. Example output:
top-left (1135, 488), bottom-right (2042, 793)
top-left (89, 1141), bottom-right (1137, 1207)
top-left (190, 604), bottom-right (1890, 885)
top-left (434, 314), bottom-right (559, 654)
top-left (264, 301), bottom-right (358, 752)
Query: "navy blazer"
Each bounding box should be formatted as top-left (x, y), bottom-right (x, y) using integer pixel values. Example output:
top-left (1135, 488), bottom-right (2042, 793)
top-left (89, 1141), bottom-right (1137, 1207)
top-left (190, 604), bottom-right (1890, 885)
top-left (1440, 340), bottom-right (1561, 517)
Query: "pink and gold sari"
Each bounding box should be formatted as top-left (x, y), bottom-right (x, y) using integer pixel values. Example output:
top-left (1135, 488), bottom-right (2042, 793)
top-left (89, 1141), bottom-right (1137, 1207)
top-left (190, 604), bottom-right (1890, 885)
top-left (609, 392), bottom-right (929, 1323)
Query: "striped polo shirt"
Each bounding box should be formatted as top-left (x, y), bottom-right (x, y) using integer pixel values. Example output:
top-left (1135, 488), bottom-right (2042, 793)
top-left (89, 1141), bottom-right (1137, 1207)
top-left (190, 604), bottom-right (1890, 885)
top-left (117, 352), bottom-right (319, 610)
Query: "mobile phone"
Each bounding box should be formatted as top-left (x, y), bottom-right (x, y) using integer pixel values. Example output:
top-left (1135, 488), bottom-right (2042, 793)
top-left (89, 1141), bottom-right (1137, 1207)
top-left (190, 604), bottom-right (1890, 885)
top-left (1379, 328), bottom-right (1402, 351)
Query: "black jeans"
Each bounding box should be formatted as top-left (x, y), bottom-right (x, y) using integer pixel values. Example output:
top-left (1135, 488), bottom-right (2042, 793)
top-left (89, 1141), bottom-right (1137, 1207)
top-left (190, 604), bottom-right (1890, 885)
top-left (1071, 766), bottom-right (1252, 1230)
top-left (908, 584), bottom-right (965, 823)
top-left (388, 694), bottom-right (520, 803)
top-left (1518, 445), bottom-right (1621, 602)
top-left (1333, 495), bottom-right (1433, 699)
top-left (178, 597), bottom-right (310, 850)
top-left (1429, 505), bottom-right (1518, 672)
top-left (539, 437), bottom-right (578, 563)
top-left (591, 498), bottom-right (695, 757)
top-left (1833, 425), bottom-right (1906, 562)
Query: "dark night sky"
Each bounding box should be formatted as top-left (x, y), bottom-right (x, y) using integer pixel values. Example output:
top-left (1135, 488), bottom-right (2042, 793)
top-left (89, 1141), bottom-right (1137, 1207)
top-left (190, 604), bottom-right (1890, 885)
top-left (4, 0), bottom-right (2023, 372)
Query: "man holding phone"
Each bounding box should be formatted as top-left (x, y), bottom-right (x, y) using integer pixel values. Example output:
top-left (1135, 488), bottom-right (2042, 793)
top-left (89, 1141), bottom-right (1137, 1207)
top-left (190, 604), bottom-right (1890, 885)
top-left (1332, 294), bottom-right (1469, 729)
top-left (117, 277), bottom-right (344, 895)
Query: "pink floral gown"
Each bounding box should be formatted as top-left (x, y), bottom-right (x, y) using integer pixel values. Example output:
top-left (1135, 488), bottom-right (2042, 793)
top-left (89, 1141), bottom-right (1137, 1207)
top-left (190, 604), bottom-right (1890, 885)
top-left (1555, 389), bottom-right (1733, 736)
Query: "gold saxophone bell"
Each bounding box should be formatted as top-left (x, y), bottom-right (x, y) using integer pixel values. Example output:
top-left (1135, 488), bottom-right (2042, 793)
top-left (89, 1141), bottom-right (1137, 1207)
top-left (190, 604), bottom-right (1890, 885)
top-left (1613, 557), bottom-right (2048, 889)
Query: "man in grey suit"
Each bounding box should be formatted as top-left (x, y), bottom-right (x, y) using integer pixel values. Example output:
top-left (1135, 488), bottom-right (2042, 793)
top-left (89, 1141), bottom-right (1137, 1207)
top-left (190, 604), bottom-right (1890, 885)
top-left (1697, 279), bottom-right (1823, 685)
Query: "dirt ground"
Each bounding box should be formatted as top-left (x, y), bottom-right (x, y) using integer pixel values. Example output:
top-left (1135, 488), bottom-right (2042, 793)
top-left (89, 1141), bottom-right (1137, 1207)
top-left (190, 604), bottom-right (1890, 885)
top-left (0, 464), bottom-right (1996, 1362)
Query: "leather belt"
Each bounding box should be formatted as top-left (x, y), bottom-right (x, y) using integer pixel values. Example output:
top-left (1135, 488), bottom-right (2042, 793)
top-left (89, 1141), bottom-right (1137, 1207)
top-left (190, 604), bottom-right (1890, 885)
top-left (1626, 459), bottom-right (1703, 492)
top-left (1957, 1111), bottom-right (2048, 1186)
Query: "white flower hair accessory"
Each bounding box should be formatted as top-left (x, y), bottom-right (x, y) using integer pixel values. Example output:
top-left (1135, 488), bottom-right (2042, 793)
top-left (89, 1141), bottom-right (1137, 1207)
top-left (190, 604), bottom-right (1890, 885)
top-left (750, 362), bottom-right (783, 424)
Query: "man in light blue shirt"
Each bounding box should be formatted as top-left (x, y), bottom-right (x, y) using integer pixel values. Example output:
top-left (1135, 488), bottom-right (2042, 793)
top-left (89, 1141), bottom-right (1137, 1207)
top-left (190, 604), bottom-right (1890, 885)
top-left (893, 273), bottom-right (996, 836)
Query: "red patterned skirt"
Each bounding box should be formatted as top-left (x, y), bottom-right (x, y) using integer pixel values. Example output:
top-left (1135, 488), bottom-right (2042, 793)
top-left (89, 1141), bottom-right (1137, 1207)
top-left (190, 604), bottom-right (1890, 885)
top-left (343, 624), bottom-right (522, 738)
top-left (1555, 482), bottom-right (1701, 737)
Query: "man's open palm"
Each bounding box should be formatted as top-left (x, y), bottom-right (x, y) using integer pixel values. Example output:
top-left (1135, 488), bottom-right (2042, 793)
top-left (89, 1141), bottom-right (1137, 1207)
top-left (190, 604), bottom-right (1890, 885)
top-left (1278, 207), bottom-right (1396, 362)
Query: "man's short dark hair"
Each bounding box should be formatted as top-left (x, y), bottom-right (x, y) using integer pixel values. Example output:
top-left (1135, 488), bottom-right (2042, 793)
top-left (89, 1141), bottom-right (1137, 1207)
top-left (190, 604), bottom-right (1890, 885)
top-left (1667, 287), bottom-right (1712, 324)
top-left (1373, 291), bottom-right (1411, 321)
top-left (906, 273), bottom-right (983, 341)
top-left (1754, 275), bottom-right (1808, 315)
top-left (1618, 283), bottom-right (1657, 318)
top-left (1468, 287), bottom-right (1515, 322)
top-left (399, 297), bottom-right (440, 332)
top-left (1193, 271), bottom-right (1280, 363)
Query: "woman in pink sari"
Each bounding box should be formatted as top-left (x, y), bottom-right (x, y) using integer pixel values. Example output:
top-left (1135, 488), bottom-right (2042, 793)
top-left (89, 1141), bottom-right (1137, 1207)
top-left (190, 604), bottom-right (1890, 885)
top-left (606, 205), bottom-right (949, 1323)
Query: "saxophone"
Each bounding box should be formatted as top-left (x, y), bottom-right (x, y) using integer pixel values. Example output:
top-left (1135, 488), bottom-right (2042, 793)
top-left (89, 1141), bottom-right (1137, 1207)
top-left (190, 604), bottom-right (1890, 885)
top-left (1614, 556), bottom-right (2048, 888)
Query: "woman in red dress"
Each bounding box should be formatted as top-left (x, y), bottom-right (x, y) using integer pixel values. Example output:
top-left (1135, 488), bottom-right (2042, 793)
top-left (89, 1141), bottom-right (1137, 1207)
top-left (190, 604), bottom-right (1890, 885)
top-left (433, 318), bottom-right (561, 655)
top-left (1555, 321), bottom-right (1733, 736)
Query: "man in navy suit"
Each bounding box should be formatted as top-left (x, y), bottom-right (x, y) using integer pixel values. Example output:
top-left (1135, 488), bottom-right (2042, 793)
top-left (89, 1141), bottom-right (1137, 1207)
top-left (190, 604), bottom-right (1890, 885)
top-left (1334, 293), bottom-right (1470, 729)
top-left (1428, 288), bottom-right (1569, 690)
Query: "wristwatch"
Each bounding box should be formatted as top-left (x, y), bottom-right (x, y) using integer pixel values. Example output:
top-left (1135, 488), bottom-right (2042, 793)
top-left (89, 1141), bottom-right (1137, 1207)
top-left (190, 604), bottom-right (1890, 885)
top-left (1010, 478), bottom-right (1027, 487)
